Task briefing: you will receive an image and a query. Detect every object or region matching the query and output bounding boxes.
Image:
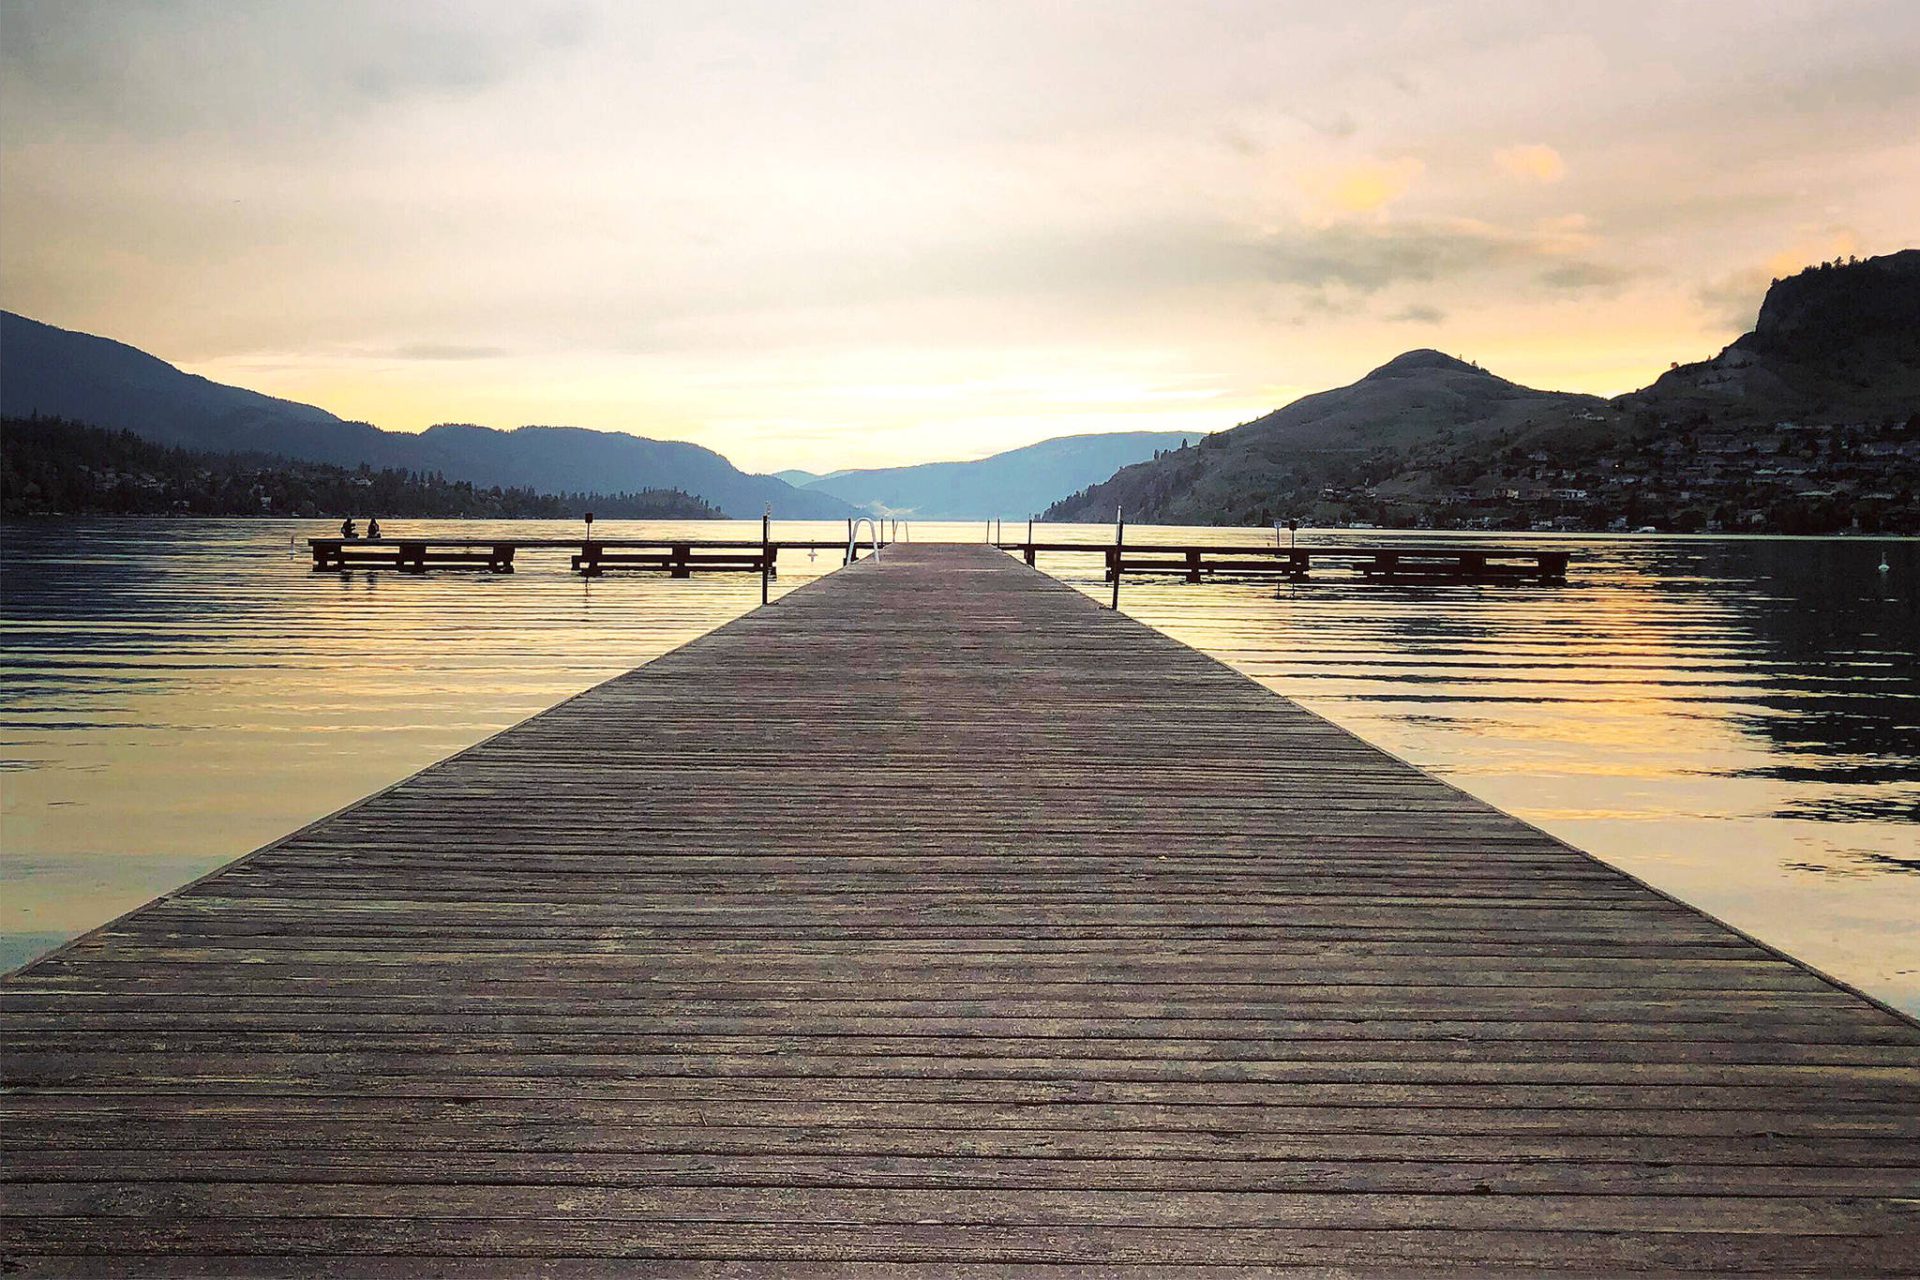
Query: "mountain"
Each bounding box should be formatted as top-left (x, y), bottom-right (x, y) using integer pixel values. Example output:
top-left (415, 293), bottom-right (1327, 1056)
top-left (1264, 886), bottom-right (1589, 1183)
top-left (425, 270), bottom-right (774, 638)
top-left (802, 430), bottom-right (1198, 519)
top-left (0, 311), bottom-right (854, 518)
top-left (1047, 251), bottom-right (1919, 533)
top-left (1046, 352), bottom-right (1603, 524)
top-left (772, 469), bottom-right (821, 486)
top-left (2, 416), bottom-right (722, 520)
top-left (1625, 248), bottom-right (1920, 425)
top-left (393, 423), bottom-right (854, 518)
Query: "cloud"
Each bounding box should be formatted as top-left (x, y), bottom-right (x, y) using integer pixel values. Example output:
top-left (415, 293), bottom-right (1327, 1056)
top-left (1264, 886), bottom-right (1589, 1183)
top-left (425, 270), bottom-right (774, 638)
top-left (1529, 213), bottom-right (1598, 254)
top-left (1289, 108), bottom-right (1360, 140)
top-left (379, 343), bottom-right (513, 362)
top-left (1494, 144), bottom-right (1566, 182)
top-left (1696, 269), bottom-right (1770, 332)
top-left (1243, 216), bottom-right (1638, 321)
top-left (1537, 261), bottom-right (1633, 291)
top-left (1217, 126), bottom-right (1265, 157)
top-left (1691, 228), bottom-right (1861, 332)
top-left (1300, 158), bottom-right (1424, 217)
top-left (1694, 228), bottom-right (1860, 332)
top-left (0, 1), bottom-right (588, 142)
top-left (1764, 228), bottom-right (1861, 278)
top-left (1257, 218), bottom-right (1578, 293)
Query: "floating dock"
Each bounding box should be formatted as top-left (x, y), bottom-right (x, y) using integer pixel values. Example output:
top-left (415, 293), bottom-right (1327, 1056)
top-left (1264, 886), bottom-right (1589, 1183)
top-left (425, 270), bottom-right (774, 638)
top-left (308, 536), bottom-right (875, 576)
top-left (999, 540), bottom-right (1571, 583)
top-left (3, 544), bottom-right (1915, 1274)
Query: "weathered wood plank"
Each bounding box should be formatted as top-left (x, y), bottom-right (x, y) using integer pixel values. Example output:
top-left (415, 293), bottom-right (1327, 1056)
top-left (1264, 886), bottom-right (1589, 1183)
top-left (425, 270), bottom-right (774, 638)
top-left (4, 1219), bottom-right (1913, 1271)
top-left (7, 1150), bottom-right (1915, 1196)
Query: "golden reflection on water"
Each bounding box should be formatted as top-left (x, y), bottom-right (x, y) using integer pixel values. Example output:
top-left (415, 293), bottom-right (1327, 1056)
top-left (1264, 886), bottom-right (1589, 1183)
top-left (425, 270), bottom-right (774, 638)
top-left (2, 519), bottom-right (1916, 1015)
top-left (0, 518), bottom-right (851, 963)
top-left (1035, 527), bottom-right (1919, 1012)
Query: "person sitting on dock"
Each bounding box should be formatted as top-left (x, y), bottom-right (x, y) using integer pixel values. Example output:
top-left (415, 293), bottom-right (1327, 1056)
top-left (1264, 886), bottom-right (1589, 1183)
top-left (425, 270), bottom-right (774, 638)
top-left (367, 517), bottom-right (382, 539)
top-left (340, 517), bottom-right (357, 539)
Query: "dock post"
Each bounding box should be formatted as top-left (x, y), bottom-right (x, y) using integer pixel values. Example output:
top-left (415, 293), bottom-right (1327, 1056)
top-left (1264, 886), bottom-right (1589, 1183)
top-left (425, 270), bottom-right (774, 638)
top-left (671, 544), bottom-right (692, 579)
top-left (1185, 549), bottom-right (1202, 583)
top-left (761, 510), bottom-right (771, 605)
top-left (1110, 506), bottom-right (1125, 610)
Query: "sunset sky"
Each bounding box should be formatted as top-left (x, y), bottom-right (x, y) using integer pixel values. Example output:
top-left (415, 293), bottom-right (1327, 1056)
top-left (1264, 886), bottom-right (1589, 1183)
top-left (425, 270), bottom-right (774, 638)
top-left (3, 1), bottom-right (1916, 472)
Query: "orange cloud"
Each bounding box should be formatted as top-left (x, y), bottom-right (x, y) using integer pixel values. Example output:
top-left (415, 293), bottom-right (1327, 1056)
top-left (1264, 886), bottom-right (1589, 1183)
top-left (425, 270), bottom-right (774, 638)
top-left (1495, 144), bottom-right (1566, 182)
top-left (1301, 158), bottom-right (1424, 219)
top-left (1765, 229), bottom-right (1860, 277)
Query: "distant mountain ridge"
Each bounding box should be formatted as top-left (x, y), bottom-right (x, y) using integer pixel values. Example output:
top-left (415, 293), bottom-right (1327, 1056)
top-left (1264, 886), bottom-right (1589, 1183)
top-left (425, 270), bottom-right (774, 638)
top-left (1628, 248), bottom-right (1920, 423)
top-left (9, 250), bottom-right (1913, 531)
top-left (801, 430), bottom-right (1198, 518)
top-left (0, 311), bottom-right (853, 519)
top-left (1048, 250), bottom-right (1919, 528)
top-left (2, 416), bottom-right (722, 520)
top-left (1047, 351), bottom-right (1601, 524)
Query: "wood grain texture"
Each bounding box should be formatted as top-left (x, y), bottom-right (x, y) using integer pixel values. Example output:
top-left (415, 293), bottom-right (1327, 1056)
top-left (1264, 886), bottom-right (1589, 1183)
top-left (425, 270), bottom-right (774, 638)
top-left (4, 544), bottom-right (1916, 1275)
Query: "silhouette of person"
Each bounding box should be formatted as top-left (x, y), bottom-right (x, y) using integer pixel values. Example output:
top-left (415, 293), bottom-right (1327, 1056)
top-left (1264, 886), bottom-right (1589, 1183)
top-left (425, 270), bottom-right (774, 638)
top-left (341, 517), bottom-right (357, 539)
top-left (367, 517), bottom-right (382, 539)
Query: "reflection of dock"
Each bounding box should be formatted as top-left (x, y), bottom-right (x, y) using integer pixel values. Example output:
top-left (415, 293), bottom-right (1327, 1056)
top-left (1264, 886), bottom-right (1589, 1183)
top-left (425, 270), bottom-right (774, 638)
top-left (1000, 539), bottom-right (1572, 583)
top-left (3, 544), bottom-right (1916, 1273)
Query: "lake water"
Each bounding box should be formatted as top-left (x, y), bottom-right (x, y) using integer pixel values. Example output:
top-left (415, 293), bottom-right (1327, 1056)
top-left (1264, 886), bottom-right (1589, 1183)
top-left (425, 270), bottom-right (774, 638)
top-left (1039, 527), bottom-right (1919, 1014)
top-left (2, 519), bottom-right (1915, 1014)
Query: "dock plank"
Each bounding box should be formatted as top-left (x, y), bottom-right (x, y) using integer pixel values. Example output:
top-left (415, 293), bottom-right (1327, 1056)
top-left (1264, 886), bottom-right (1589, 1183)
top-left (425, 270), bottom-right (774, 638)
top-left (3, 544), bottom-right (1916, 1274)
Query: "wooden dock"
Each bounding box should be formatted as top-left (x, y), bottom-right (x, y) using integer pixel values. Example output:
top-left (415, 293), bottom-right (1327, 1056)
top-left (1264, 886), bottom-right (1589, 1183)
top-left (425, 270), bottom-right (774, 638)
top-left (3, 544), bottom-right (1916, 1275)
top-left (998, 540), bottom-right (1571, 584)
top-left (309, 536), bottom-right (874, 576)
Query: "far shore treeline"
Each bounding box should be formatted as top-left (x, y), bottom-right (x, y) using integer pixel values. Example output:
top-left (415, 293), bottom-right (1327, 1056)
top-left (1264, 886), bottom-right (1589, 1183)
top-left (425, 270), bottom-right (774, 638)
top-left (0, 417), bottom-right (721, 520)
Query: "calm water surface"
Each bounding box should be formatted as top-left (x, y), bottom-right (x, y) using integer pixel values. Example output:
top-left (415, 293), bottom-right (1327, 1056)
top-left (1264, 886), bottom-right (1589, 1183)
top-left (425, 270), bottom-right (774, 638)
top-left (1037, 526), bottom-right (1918, 1012)
top-left (2, 519), bottom-right (1915, 1013)
top-left (0, 518), bottom-right (848, 968)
